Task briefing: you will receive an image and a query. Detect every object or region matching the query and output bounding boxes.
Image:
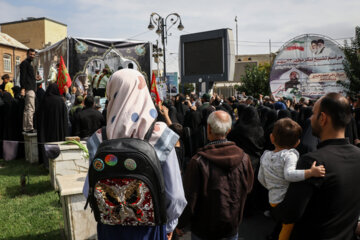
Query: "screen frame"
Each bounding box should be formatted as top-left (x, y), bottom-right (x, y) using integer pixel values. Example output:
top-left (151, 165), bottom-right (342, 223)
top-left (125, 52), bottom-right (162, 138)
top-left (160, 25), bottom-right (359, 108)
top-left (180, 28), bottom-right (231, 83)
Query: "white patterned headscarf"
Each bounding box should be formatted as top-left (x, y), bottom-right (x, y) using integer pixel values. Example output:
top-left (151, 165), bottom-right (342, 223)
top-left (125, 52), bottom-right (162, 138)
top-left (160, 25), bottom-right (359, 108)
top-left (105, 69), bottom-right (163, 141)
top-left (83, 69), bottom-right (179, 197)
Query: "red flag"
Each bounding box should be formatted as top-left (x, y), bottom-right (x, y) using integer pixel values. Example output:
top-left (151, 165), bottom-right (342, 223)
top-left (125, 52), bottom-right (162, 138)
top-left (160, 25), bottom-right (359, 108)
top-left (150, 72), bottom-right (161, 105)
top-left (57, 56), bottom-right (72, 95)
top-left (286, 46), bottom-right (304, 51)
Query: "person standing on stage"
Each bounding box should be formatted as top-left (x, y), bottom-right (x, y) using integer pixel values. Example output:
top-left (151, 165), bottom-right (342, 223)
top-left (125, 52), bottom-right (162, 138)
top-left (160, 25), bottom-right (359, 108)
top-left (20, 48), bottom-right (41, 133)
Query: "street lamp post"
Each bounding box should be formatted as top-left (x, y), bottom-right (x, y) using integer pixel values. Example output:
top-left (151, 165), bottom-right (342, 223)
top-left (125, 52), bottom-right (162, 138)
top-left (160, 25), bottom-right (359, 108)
top-left (148, 12), bottom-right (184, 98)
top-left (235, 16), bottom-right (238, 56)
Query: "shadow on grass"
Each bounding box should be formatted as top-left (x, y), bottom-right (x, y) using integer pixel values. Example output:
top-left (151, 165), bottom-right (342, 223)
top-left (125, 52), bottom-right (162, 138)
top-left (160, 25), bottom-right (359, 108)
top-left (5, 179), bottom-right (53, 198)
top-left (0, 229), bottom-right (64, 240)
top-left (50, 197), bottom-right (62, 208)
top-left (0, 158), bottom-right (49, 177)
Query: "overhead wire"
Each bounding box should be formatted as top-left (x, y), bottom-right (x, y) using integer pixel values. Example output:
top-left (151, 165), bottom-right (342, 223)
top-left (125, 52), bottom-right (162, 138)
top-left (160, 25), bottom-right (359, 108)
top-left (125, 30), bottom-right (152, 40)
top-left (143, 27), bottom-right (354, 64)
top-left (127, 26), bottom-right (354, 44)
top-left (155, 33), bottom-right (352, 52)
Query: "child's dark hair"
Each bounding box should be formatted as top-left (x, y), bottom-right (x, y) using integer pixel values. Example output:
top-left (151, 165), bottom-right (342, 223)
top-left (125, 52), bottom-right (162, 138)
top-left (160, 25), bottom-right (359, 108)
top-left (169, 123), bottom-right (183, 139)
top-left (1, 74), bottom-right (9, 81)
top-left (272, 118), bottom-right (302, 148)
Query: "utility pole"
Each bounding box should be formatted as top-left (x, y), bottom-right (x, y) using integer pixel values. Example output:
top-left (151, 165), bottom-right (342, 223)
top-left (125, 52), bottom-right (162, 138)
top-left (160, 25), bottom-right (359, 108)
top-left (269, 39), bottom-right (272, 65)
top-left (154, 40), bottom-right (160, 79)
top-left (160, 18), bottom-right (167, 90)
top-left (235, 16), bottom-right (238, 56)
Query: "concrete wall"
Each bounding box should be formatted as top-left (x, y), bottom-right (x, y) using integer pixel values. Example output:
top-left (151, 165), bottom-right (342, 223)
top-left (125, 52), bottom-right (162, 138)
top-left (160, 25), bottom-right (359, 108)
top-left (233, 53), bottom-right (276, 82)
top-left (210, 53), bottom-right (277, 97)
top-left (44, 20), bottom-right (67, 47)
top-left (0, 45), bottom-right (27, 82)
top-left (233, 61), bottom-right (258, 82)
top-left (235, 53), bottom-right (275, 66)
top-left (1, 20), bottom-right (45, 49)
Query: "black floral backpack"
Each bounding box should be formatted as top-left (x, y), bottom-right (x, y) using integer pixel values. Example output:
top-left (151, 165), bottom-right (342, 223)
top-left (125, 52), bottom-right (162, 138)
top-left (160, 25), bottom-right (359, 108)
top-left (85, 122), bottom-right (167, 226)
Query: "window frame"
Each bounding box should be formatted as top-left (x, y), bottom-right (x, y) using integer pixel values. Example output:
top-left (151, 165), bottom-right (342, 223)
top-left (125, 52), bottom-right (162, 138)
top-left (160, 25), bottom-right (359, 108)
top-left (3, 54), bottom-right (12, 73)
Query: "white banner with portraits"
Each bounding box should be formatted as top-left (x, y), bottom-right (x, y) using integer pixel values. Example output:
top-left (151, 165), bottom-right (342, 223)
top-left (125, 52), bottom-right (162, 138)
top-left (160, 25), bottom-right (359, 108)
top-left (270, 34), bottom-right (348, 99)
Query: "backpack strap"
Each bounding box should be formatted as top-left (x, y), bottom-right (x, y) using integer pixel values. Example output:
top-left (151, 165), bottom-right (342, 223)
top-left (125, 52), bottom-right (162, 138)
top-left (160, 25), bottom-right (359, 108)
top-left (101, 126), bottom-right (107, 141)
top-left (144, 121), bottom-right (156, 142)
top-left (85, 126), bottom-right (106, 210)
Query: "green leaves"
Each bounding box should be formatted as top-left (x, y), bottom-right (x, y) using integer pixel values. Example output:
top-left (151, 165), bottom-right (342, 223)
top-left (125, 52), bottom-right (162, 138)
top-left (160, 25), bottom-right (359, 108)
top-left (62, 140), bottom-right (89, 159)
top-left (179, 83), bottom-right (195, 95)
top-left (236, 63), bottom-right (271, 97)
top-left (340, 26), bottom-right (360, 96)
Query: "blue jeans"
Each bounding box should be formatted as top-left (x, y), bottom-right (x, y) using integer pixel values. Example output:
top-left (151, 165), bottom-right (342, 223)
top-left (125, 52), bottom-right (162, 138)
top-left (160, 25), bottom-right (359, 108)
top-left (191, 232), bottom-right (238, 240)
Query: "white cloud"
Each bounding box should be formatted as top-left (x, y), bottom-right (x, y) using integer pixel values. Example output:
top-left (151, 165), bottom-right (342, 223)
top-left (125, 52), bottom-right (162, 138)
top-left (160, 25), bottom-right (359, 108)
top-left (0, 2), bottom-right (46, 24)
top-left (1, 0), bottom-right (359, 72)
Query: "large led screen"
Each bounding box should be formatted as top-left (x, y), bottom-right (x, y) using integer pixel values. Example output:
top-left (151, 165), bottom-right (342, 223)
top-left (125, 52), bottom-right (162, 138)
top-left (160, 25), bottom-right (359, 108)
top-left (184, 37), bottom-right (223, 76)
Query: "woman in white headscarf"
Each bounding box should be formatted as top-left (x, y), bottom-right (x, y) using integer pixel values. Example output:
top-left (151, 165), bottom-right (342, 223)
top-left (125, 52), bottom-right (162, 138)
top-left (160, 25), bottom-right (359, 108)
top-left (83, 69), bottom-right (187, 240)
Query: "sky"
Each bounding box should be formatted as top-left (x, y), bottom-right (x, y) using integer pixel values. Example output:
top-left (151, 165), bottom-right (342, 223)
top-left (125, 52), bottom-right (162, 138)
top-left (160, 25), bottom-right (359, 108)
top-left (0, 0), bottom-right (359, 72)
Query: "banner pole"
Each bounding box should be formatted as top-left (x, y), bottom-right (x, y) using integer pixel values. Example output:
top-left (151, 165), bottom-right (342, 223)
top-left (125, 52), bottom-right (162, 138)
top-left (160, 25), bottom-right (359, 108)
top-left (67, 37), bottom-right (70, 71)
top-left (269, 39), bottom-right (272, 66)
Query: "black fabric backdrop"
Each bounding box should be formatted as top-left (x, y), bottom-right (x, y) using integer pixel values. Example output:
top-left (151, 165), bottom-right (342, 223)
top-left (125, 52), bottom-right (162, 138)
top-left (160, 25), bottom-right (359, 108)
top-left (36, 37), bottom-right (152, 87)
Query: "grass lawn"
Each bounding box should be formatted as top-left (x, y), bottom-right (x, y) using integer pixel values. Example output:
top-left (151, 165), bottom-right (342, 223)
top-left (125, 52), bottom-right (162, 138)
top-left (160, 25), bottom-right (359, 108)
top-left (0, 158), bottom-right (64, 240)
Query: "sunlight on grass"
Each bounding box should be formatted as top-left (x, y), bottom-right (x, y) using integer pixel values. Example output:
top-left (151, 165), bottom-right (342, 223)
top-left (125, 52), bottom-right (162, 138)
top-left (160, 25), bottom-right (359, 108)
top-left (0, 159), bottom-right (64, 240)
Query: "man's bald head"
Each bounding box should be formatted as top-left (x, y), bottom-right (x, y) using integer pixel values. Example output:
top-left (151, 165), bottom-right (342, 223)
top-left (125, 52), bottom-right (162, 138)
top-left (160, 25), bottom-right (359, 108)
top-left (317, 92), bottom-right (351, 130)
top-left (207, 110), bottom-right (232, 137)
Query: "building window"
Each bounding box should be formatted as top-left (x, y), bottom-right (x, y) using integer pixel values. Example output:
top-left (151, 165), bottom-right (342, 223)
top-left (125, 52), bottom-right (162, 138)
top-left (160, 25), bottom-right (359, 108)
top-left (3, 54), bottom-right (12, 72)
top-left (16, 56), bottom-right (21, 66)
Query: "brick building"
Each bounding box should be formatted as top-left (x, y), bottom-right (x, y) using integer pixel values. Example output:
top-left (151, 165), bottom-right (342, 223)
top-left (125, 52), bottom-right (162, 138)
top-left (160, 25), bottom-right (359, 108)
top-left (0, 32), bottom-right (28, 85)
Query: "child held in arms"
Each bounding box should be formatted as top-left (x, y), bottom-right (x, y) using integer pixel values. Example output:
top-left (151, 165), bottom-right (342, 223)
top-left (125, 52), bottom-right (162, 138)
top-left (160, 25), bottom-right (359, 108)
top-left (258, 118), bottom-right (326, 240)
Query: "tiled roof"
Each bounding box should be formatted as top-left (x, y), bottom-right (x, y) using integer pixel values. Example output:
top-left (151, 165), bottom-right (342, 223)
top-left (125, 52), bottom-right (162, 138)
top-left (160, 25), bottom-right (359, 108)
top-left (0, 32), bottom-right (28, 50)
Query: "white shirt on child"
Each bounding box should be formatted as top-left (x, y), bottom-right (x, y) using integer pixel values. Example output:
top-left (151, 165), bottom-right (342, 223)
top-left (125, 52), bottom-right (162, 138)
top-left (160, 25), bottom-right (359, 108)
top-left (258, 149), bottom-right (305, 204)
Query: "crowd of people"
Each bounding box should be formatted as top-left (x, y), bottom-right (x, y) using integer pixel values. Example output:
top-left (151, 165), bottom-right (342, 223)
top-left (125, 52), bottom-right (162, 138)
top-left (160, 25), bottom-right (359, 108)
top-left (0, 49), bottom-right (360, 240)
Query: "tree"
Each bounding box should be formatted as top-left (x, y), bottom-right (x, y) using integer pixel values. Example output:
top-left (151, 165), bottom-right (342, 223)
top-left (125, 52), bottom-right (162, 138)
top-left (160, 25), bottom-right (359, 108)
top-left (340, 26), bottom-right (360, 95)
top-left (235, 63), bottom-right (271, 97)
top-left (179, 83), bottom-right (195, 95)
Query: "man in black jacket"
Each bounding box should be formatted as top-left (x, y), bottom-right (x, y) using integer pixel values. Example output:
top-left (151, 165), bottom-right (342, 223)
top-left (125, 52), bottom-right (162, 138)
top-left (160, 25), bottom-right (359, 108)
top-left (272, 92), bottom-right (360, 240)
top-left (20, 48), bottom-right (39, 133)
top-left (73, 96), bottom-right (105, 139)
top-left (177, 110), bottom-right (254, 240)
